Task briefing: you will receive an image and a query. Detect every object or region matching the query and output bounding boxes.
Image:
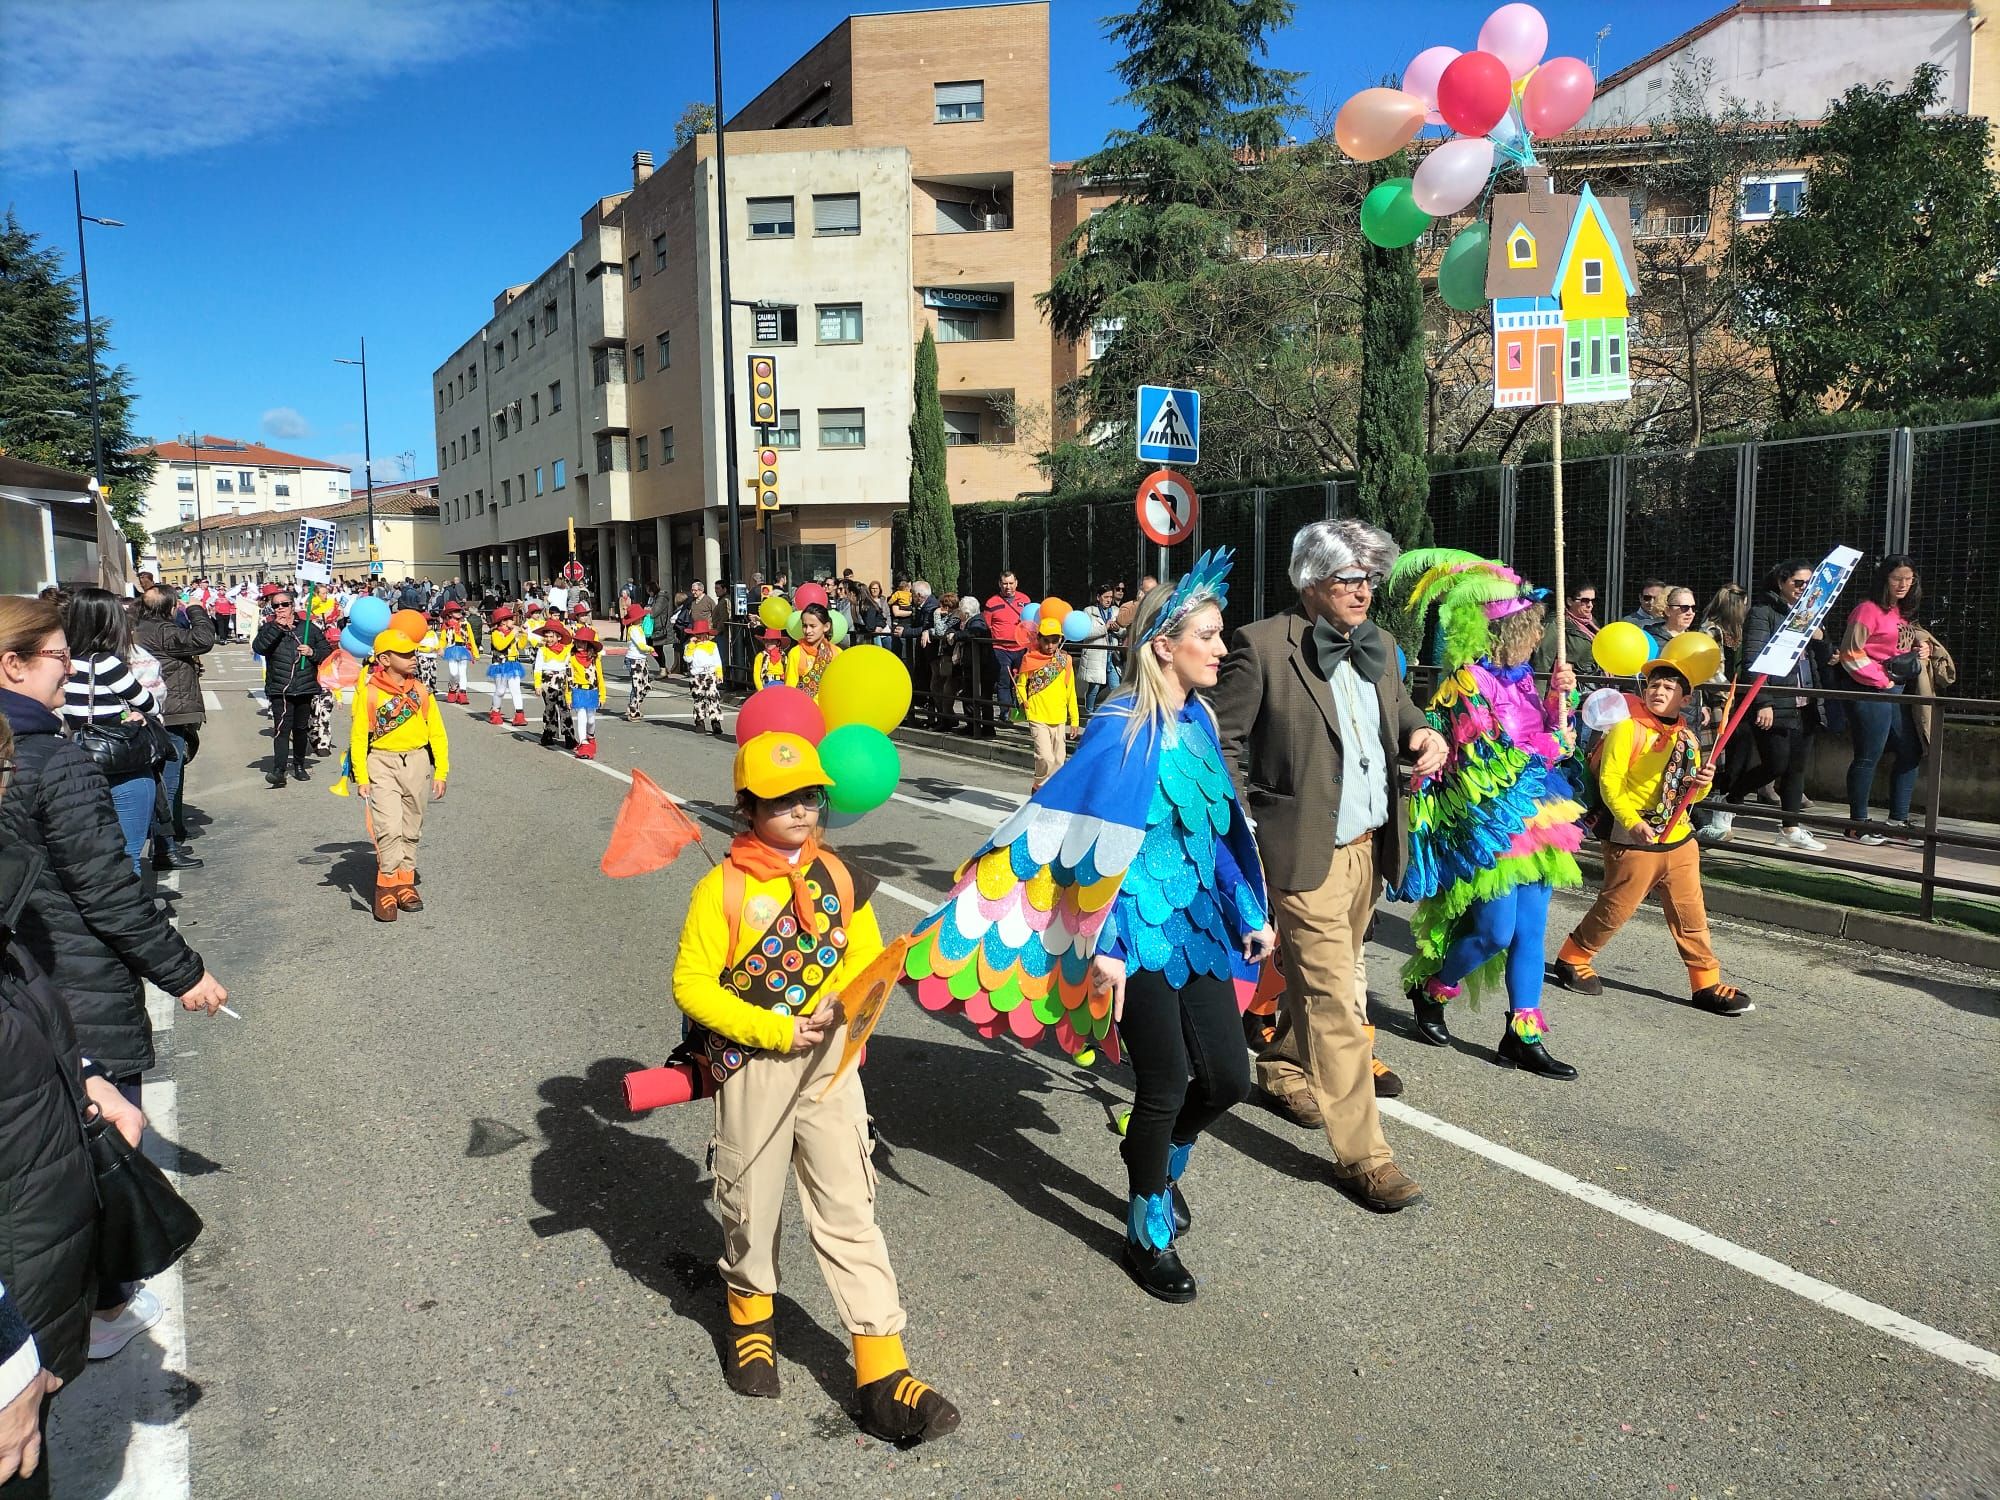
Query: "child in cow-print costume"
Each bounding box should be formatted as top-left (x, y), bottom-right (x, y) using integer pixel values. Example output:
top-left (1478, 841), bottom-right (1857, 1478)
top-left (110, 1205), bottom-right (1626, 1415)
top-left (533, 618), bottom-right (576, 747)
top-left (684, 618), bottom-right (724, 736)
top-left (622, 605), bottom-right (656, 721)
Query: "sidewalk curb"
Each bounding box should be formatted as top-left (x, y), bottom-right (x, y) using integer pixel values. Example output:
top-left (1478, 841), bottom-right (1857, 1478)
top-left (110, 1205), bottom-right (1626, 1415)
top-left (890, 722), bottom-right (1037, 771)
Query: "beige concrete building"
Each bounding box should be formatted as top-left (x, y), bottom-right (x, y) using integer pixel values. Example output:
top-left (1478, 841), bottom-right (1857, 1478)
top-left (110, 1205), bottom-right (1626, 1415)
top-left (433, 1), bottom-right (1056, 597)
top-left (130, 435), bottom-right (353, 569)
top-left (156, 483), bottom-right (445, 587)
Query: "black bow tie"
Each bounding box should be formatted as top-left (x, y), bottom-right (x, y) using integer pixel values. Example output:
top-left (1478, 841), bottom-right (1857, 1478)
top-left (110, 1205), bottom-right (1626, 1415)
top-left (1311, 618), bottom-right (1389, 683)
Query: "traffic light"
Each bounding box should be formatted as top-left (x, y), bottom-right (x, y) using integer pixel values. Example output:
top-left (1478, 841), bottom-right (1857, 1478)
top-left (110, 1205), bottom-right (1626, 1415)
top-left (755, 445), bottom-right (779, 512)
top-left (747, 355), bottom-right (779, 428)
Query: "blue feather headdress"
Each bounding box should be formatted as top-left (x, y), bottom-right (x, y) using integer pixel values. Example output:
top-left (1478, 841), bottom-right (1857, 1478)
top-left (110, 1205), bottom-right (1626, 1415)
top-left (1137, 547), bottom-right (1234, 646)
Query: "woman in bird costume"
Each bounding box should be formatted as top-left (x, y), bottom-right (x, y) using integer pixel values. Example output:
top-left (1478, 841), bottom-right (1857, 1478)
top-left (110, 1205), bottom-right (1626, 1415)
top-left (904, 550), bottom-right (1276, 1304)
top-left (1390, 549), bottom-right (1585, 1080)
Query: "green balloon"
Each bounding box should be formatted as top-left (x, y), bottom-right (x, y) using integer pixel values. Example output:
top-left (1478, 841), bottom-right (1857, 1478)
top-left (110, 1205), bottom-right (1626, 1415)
top-left (1439, 222), bottom-right (1492, 310)
top-left (1360, 177), bottom-right (1432, 249)
top-left (820, 724), bottom-right (900, 815)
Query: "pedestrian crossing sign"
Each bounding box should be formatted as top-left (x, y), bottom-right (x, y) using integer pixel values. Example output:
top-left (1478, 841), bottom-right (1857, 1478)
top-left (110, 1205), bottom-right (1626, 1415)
top-left (1135, 385), bottom-right (1200, 465)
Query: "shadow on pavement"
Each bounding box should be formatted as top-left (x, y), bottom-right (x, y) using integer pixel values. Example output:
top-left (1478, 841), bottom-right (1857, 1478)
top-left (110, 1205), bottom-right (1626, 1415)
top-left (1855, 965), bottom-right (1998, 1017)
top-left (45, 1339), bottom-right (204, 1500)
top-left (312, 841), bottom-right (377, 913)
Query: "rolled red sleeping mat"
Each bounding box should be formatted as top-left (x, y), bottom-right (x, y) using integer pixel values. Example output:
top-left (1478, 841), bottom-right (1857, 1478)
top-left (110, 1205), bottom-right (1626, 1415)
top-left (623, 1060), bottom-right (716, 1112)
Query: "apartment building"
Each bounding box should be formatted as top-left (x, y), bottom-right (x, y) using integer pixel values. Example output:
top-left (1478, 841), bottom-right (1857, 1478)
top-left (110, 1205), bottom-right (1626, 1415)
top-left (130, 435), bottom-right (353, 568)
top-left (433, 1), bottom-right (1053, 595)
top-left (156, 484), bottom-right (445, 587)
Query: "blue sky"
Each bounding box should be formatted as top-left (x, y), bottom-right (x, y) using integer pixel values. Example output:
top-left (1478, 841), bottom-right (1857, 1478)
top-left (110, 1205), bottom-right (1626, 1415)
top-left (0, 0), bottom-right (1715, 484)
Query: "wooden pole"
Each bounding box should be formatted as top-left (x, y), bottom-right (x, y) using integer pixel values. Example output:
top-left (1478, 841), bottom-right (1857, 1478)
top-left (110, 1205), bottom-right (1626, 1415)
top-left (1550, 402), bottom-right (1566, 667)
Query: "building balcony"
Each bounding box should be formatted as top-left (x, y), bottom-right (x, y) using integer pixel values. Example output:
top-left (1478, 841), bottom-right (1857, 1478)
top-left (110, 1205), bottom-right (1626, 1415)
top-left (1632, 213), bottom-right (1712, 240)
top-left (915, 172), bottom-right (1014, 236)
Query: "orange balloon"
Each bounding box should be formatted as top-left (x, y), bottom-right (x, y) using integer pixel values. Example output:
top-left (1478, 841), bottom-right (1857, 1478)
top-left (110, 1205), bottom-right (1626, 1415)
top-left (389, 609), bottom-right (428, 641)
top-left (1335, 87), bottom-right (1427, 163)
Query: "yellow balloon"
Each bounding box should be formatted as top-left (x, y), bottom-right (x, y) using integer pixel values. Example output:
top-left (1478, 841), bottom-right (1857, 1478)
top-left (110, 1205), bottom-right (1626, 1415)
top-left (1591, 620), bottom-right (1651, 677)
top-left (757, 594), bottom-right (792, 630)
top-left (1661, 629), bottom-right (1722, 685)
top-left (814, 644), bottom-right (912, 734)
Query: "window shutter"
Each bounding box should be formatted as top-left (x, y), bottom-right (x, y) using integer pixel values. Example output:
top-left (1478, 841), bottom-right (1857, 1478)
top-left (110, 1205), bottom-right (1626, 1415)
top-left (813, 194), bottom-right (860, 233)
top-left (746, 197), bottom-right (793, 230)
top-left (935, 81), bottom-right (982, 107)
top-left (942, 409), bottom-right (981, 440)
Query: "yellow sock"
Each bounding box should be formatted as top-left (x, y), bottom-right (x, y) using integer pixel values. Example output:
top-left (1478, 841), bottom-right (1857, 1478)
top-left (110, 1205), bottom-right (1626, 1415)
top-left (727, 1290), bottom-right (772, 1326)
top-left (852, 1332), bottom-right (907, 1387)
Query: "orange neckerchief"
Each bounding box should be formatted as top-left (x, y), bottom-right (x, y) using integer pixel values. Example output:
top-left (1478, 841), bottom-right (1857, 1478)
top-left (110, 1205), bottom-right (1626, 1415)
top-left (368, 664), bottom-right (420, 703)
top-left (728, 833), bottom-right (823, 931)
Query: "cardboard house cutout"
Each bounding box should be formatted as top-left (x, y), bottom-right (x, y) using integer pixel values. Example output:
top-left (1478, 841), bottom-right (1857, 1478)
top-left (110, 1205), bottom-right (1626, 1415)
top-left (1486, 167), bottom-right (1638, 408)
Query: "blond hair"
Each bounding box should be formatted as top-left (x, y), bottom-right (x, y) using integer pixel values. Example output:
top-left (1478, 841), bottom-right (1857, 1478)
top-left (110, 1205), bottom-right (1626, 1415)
top-left (1110, 581), bottom-right (1220, 749)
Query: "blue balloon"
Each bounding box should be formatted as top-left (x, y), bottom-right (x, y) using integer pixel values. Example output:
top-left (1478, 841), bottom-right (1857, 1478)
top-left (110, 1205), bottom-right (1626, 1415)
top-left (1644, 634), bottom-right (1661, 661)
top-left (1061, 609), bottom-right (1093, 642)
top-left (1020, 602), bottom-right (1040, 627)
top-left (341, 626), bottom-right (376, 658)
top-left (349, 596), bottom-right (390, 640)
top-left (1395, 645), bottom-right (1409, 680)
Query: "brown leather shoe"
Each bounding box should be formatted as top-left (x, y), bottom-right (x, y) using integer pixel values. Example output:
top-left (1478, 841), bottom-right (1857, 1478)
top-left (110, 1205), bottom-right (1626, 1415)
top-left (1372, 1056), bottom-right (1405, 1099)
top-left (1261, 1085), bottom-right (1324, 1130)
top-left (372, 881), bottom-right (399, 923)
top-left (394, 877), bottom-right (424, 913)
top-left (1336, 1161), bottom-right (1423, 1213)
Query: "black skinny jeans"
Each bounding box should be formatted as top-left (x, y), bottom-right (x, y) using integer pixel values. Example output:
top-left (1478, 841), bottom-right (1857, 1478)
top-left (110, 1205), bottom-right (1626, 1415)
top-left (1115, 967), bottom-right (1252, 1198)
top-left (270, 692), bottom-right (315, 772)
top-left (1729, 716), bottom-right (1814, 818)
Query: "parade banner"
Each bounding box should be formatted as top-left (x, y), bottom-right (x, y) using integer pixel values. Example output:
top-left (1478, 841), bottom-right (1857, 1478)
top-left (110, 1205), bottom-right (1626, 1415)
top-left (1749, 545), bottom-right (1862, 678)
top-left (295, 517), bottom-right (335, 585)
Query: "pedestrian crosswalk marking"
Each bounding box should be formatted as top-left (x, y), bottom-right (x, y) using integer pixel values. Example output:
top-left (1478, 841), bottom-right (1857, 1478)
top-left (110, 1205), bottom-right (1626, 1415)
top-left (1142, 391), bottom-right (1192, 451)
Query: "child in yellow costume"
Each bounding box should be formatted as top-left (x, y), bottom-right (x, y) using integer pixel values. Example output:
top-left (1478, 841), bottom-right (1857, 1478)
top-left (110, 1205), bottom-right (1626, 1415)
top-left (1554, 660), bottom-right (1752, 1016)
top-left (485, 604), bottom-right (529, 727)
top-left (670, 731), bottom-right (959, 1445)
top-left (1015, 609), bottom-right (1079, 790)
top-left (532, 620), bottom-right (575, 748)
top-left (784, 604), bottom-right (841, 696)
top-left (350, 628), bottom-right (449, 923)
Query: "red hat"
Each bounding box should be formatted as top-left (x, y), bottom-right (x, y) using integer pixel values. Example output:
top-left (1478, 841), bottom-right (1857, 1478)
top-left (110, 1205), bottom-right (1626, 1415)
top-left (759, 625), bottom-right (784, 642)
top-left (442, 600), bottom-right (465, 615)
top-left (525, 601), bottom-right (545, 614)
top-left (569, 600), bottom-right (591, 616)
top-left (685, 619), bottom-right (713, 637)
top-left (539, 620), bottom-right (571, 644)
top-left (259, 583), bottom-right (282, 597)
top-left (491, 604), bottom-right (515, 623)
top-left (571, 627), bottom-right (599, 649)
top-left (622, 605), bottom-right (646, 626)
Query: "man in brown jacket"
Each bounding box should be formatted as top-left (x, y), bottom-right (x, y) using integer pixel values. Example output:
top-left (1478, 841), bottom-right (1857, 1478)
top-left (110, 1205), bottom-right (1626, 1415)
top-left (1210, 520), bottom-right (1446, 1213)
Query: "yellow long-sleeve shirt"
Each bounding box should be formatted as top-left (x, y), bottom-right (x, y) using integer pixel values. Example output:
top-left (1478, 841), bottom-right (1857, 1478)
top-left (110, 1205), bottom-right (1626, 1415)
top-left (1597, 709), bottom-right (1708, 846)
top-left (1019, 654), bottom-right (1079, 728)
top-left (349, 678), bottom-right (450, 788)
top-left (671, 859), bottom-right (885, 1053)
top-left (568, 654), bottom-right (604, 695)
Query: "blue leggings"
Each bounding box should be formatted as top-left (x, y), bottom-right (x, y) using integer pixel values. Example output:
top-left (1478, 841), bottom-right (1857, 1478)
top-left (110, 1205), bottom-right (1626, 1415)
top-left (1435, 880), bottom-right (1552, 1011)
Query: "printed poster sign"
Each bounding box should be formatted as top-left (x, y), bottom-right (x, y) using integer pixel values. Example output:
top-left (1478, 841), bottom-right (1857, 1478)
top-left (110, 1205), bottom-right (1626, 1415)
top-left (1749, 545), bottom-right (1862, 678)
top-left (295, 517), bottom-right (336, 585)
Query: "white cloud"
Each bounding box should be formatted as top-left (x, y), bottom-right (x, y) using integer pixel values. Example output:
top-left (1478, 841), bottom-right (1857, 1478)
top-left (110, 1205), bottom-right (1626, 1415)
top-left (0, 0), bottom-right (529, 172)
top-left (261, 406), bottom-right (310, 440)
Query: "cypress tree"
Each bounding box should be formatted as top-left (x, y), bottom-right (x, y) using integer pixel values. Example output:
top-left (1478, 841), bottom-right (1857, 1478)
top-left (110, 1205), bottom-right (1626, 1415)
top-left (1355, 154), bottom-right (1431, 545)
top-left (905, 327), bottom-right (958, 590)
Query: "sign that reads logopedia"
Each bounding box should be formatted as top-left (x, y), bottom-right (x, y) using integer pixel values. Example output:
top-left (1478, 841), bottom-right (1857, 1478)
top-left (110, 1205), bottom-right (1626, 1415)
top-left (295, 517), bottom-right (336, 585)
top-left (921, 287), bottom-right (1006, 311)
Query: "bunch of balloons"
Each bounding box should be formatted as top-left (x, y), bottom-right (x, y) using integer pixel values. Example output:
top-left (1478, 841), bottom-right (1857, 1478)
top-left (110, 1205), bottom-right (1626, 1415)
top-left (1336, 2), bottom-right (1599, 294)
top-left (755, 581), bottom-right (850, 645)
top-left (732, 644), bottom-right (912, 815)
top-left (1591, 623), bottom-right (1723, 685)
top-left (341, 596), bottom-right (391, 659)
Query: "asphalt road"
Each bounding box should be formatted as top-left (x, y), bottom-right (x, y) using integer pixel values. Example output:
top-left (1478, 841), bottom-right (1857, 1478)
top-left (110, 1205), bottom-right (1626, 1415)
top-left (49, 644), bottom-right (2000, 1499)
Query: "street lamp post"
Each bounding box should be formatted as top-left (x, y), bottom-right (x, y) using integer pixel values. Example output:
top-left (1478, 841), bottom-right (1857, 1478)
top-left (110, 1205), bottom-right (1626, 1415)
top-left (177, 433), bottom-right (246, 583)
top-left (71, 171), bottom-right (124, 498)
top-left (712, 0), bottom-right (743, 599)
top-left (335, 341), bottom-right (377, 577)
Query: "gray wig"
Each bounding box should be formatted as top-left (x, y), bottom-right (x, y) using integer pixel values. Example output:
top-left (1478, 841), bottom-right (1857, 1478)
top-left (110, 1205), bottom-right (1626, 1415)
top-left (1288, 519), bottom-right (1400, 592)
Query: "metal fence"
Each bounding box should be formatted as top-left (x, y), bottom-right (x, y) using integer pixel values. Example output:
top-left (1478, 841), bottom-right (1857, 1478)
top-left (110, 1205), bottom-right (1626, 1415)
top-left (900, 417), bottom-right (1999, 705)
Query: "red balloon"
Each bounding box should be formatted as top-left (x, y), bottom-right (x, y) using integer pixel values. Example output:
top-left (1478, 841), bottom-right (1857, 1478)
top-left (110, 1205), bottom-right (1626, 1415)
top-left (1436, 50), bottom-right (1513, 137)
top-left (793, 582), bottom-right (828, 610)
top-left (734, 685), bottom-right (826, 747)
top-left (1521, 55), bottom-right (1595, 138)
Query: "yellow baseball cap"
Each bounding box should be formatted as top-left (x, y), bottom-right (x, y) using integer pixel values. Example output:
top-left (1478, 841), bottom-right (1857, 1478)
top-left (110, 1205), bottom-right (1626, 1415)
top-left (733, 732), bottom-right (829, 798)
top-left (372, 627), bottom-right (420, 655)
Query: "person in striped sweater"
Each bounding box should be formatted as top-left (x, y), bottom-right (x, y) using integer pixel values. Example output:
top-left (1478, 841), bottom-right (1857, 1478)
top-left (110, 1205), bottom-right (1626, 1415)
top-left (59, 590), bottom-right (163, 880)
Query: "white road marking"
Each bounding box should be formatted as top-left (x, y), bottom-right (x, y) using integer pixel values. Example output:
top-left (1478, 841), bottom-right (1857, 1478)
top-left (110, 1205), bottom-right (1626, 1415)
top-left (107, 1077), bottom-right (193, 1500)
top-left (889, 788), bottom-right (1016, 829)
top-left (201, 690), bottom-right (222, 711)
top-left (1378, 1097), bottom-right (2000, 1382)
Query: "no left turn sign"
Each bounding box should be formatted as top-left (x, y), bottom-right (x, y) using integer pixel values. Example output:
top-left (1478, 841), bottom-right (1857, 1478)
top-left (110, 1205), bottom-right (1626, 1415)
top-left (1135, 468), bottom-right (1198, 546)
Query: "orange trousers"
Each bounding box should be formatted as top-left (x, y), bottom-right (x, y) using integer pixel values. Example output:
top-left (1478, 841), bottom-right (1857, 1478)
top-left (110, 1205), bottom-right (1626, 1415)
top-left (1563, 839), bottom-right (1719, 991)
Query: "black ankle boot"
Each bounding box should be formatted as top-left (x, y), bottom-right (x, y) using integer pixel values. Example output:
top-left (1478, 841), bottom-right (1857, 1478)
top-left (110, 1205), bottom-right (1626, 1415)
top-left (1123, 1193), bottom-right (1195, 1303)
top-left (290, 761), bottom-right (311, 782)
top-left (1409, 990), bottom-right (1452, 1047)
top-left (1496, 1018), bottom-right (1578, 1080)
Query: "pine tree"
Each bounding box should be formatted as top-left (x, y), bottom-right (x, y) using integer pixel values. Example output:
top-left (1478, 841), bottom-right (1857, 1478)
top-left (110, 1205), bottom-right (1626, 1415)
top-left (0, 210), bottom-right (152, 536)
top-left (1355, 155), bottom-right (1431, 544)
top-left (904, 327), bottom-right (958, 590)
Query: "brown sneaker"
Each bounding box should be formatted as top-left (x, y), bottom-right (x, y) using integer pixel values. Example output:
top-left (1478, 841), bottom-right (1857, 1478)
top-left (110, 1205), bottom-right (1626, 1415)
top-left (722, 1319), bottom-right (780, 1399)
top-left (1371, 1056), bottom-right (1405, 1099)
top-left (394, 874), bottom-right (424, 912)
top-left (372, 881), bottom-right (398, 923)
top-left (1336, 1161), bottom-right (1423, 1213)
top-left (855, 1369), bottom-right (960, 1444)
top-left (1261, 1084), bottom-right (1323, 1130)
top-left (1552, 956), bottom-right (1603, 996)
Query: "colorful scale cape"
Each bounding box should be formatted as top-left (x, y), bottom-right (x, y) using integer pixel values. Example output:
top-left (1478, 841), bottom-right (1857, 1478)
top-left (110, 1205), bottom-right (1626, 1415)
top-left (1397, 662), bottom-right (1585, 1001)
top-left (906, 697), bottom-right (1268, 1062)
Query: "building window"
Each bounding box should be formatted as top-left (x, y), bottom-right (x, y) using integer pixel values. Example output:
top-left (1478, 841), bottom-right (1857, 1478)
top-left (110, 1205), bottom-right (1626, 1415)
top-left (502, 478), bottom-right (512, 505)
top-left (1088, 317), bottom-right (1122, 359)
top-left (215, 477), bottom-right (233, 493)
top-left (510, 329), bottom-right (519, 358)
top-left (652, 233), bottom-right (667, 270)
top-left (937, 309), bottom-right (980, 343)
top-left (496, 411), bottom-right (507, 441)
top-left (1608, 336), bottom-right (1624, 375)
top-left (1588, 338), bottom-right (1603, 377)
top-left (176, 473), bottom-right (193, 491)
top-left (592, 347), bottom-right (627, 386)
top-left (754, 306), bottom-right (799, 344)
top-left (813, 193), bottom-right (861, 236)
top-left (1581, 258), bottom-right (1603, 295)
top-left (746, 196), bottom-right (795, 238)
top-left (275, 482), bottom-right (290, 496)
top-left (660, 426), bottom-right (675, 463)
top-left (632, 344), bottom-right (645, 380)
top-left (527, 318), bottom-right (536, 348)
top-left (942, 408), bottom-right (981, 447)
top-left (935, 198), bottom-right (981, 234)
top-left (635, 435), bottom-right (650, 471)
top-left (595, 435), bottom-right (631, 472)
top-left (179, 501), bottom-right (194, 521)
top-left (437, 388), bottom-right (445, 411)
top-left (543, 300), bottom-right (558, 334)
top-left (440, 445), bottom-right (448, 470)
top-left (471, 427), bottom-right (480, 453)
top-left (238, 471), bottom-right (253, 490)
top-left (1568, 339), bottom-right (1583, 379)
top-left (628, 253), bottom-right (640, 287)
top-left (816, 303), bottom-right (863, 344)
top-left (475, 488), bottom-right (484, 512)
top-left (933, 80), bottom-right (984, 123)
top-left (553, 460), bottom-right (565, 489)
top-left (818, 408), bottom-right (865, 448)
top-left (772, 409), bottom-right (800, 449)
top-left (1507, 226), bottom-right (1536, 267)
top-left (1506, 341), bottom-right (1524, 372)
top-left (656, 332), bottom-right (670, 368)
top-left (535, 465), bottom-right (545, 496)
top-left (1740, 173), bottom-right (1806, 221)
top-left (549, 380), bottom-right (562, 413)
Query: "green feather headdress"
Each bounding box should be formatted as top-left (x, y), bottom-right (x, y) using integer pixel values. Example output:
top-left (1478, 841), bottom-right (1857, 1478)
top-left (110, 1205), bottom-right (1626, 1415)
top-left (1388, 548), bottom-right (1546, 673)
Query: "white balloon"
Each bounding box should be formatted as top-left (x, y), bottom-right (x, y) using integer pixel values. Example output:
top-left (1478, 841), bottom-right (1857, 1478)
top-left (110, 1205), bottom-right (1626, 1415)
top-left (1412, 137), bottom-right (1497, 217)
top-left (1580, 687), bottom-right (1630, 732)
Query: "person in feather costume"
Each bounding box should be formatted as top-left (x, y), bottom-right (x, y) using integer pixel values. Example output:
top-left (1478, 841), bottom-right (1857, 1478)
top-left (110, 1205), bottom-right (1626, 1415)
top-left (904, 550), bottom-right (1277, 1304)
top-left (1391, 549), bottom-right (1585, 1080)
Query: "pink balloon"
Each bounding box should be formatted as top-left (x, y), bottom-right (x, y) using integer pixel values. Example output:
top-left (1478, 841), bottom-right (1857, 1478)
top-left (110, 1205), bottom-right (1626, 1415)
top-left (1334, 87), bottom-right (1427, 163)
top-left (792, 582), bottom-right (828, 610)
top-left (1412, 136), bottom-right (1496, 217)
top-left (1401, 45), bottom-right (1461, 127)
top-left (1478, 3), bottom-right (1549, 80)
top-left (1521, 55), bottom-right (1595, 137)
top-left (734, 684), bottom-right (826, 746)
top-left (1436, 50), bottom-right (1513, 138)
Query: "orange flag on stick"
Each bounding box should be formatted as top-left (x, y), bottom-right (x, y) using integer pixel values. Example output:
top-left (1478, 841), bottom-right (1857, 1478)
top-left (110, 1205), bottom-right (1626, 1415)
top-left (601, 769), bottom-right (705, 877)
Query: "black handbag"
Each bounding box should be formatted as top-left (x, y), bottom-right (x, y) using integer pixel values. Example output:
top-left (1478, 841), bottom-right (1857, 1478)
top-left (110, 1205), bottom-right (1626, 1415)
top-left (1883, 650), bottom-right (1922, 684)
top-left (69, 670), bottom-right (173, 779)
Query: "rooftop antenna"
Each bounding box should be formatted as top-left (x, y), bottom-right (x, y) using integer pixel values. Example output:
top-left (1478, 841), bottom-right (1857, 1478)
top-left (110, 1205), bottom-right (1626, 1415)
top-left (1593, 25), bottom-right (1612, 78)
